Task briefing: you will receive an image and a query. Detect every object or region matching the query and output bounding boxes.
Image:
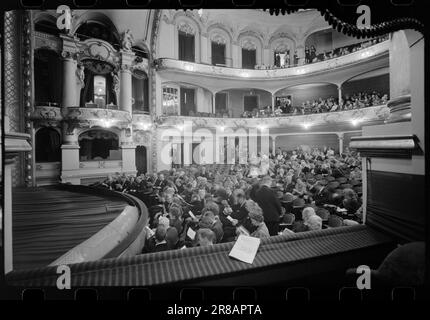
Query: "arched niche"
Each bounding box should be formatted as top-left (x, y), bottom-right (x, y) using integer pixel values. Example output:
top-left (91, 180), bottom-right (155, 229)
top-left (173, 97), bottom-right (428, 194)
top-left (173, 14), bottom-right (202, 63)
top-left (237, 31), bottom-right (264, 68)
top-left (78, 129), bottom-right (121, 161)
top-left (269, 34), bottom-right (295, 67)
top-left (35, 127), bottom-right (62, 163)
top-left (207, 24), bottom-right (233, 67)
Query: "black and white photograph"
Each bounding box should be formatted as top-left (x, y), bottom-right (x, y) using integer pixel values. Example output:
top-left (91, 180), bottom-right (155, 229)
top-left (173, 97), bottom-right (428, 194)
top-left (0, 3), bottom-right (427, 303)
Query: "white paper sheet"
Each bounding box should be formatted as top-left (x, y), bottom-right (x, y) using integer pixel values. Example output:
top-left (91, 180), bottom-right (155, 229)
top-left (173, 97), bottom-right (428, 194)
top-left (229, 235), bottom-right (261, 264)
top-left (187, 227), bottom-right (196, 240)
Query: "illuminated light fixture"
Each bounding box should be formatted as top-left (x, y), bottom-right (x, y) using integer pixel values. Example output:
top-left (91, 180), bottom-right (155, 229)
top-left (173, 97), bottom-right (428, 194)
top-left (141, 123), bottom-right (151, 131)
top-left (198, 9), bottom-right (203, 17)
top-left (351, 119), bottom-right (362, 126)
top-left (258, 125), bottom-right (267, 131)
top-left (240, 72), bottom-right (250, 78)
top-left (296, 68), bottom-right (305, 75)
top-left (101, 119), bottom-right (113, 128)
top-left (360, 50), bottom-right (372, 58)
top-left (184, 63), bottom-right (194, 72)
top-left (176, 124), bottom-right (184, 131)
top-left (302, 122), bottom-right (311, 129)
top-left (218, 126), bottom-right (225, 132)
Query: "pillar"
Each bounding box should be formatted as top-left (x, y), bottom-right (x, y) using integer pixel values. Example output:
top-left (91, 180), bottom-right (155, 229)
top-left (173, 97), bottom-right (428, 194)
top-left (271, 94), bottom-right (276, 113)
top-left (60, 123), bottom-right (80, 184)
top-left (337, 132), bottom-right (344, 155)
top-left (338, 85), bottom-right (342, 105)
top-left (296, 43), bottom-right (305, 66)
top-left (60, 35), bottom-right (79, 108)
top-left (212, 93), bottom-right (216, 114)
top-left (119, 50), bottom-right (135, 114)
top-left (271, 135), bottom-right (277, 155)
top-left (121, 127), bottom-right (137, 175)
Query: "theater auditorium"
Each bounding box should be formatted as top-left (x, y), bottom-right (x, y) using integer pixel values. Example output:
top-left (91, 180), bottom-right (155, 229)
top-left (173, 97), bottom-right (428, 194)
top-left (1, 9), bottom-right (426, 291)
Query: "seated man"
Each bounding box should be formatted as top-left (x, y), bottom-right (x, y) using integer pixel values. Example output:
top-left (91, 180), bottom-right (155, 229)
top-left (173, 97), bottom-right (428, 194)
top-left (166, 227), bottom-right (185, 250)
top-left (196, 228), bottom-right (216, 247)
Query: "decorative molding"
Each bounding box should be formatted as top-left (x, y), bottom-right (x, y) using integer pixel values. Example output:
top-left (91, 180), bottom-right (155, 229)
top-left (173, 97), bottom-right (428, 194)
top-left (241, 39), bottom-right (257, 50)
top-left (77, 39), bottom-right (120, 69)
top-left (211, 33), bottom-right (227, 45)
top-left (63, 107), bottom-right (132, 130)
top-left (177, 21), bottom-right (195, 35)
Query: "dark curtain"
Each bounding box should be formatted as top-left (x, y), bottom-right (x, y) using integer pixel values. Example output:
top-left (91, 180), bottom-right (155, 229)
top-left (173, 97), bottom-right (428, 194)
top-left (35, 51), bottom-right (62, 106)
top-left (178, 31), bottom-right (195, 62)
top-left (81, 69), bottom-right (94, 107)
top-left (242, 48), bottom-right (256, 69)
top-left (136, 146), bottom-right (147, 174)
top-left (211, 42), bottom-right (226, 65)
top-left (35, 128), bottom-right (61, 162)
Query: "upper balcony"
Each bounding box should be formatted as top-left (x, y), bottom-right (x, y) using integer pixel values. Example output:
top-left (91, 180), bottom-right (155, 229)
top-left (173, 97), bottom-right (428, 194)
top-left (155, 40), bottom-right (389, 87)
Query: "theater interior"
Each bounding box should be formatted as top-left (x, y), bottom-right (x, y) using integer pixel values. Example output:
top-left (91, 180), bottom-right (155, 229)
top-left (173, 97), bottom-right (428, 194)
top-left (1, 8), bottom-right (426, 294)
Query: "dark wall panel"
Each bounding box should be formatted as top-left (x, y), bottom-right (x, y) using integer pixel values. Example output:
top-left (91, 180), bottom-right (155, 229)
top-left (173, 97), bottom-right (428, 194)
top-left (276, 134), bottom-right (339, 152)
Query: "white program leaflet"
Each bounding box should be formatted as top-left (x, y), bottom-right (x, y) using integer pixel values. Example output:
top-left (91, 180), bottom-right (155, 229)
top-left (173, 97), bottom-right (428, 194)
top-left (187, 227), bottom-right (196, 240)
top-left (229, 235), bottom-right (261, 264)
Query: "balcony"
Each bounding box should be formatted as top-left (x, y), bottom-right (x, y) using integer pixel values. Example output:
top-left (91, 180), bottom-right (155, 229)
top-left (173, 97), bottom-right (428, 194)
top-left (31, 105), bottom-right (133, 129)
top-left (156, 40), bottom-right (389, 81)
top-left (154, 105), bottom-right (390, 131)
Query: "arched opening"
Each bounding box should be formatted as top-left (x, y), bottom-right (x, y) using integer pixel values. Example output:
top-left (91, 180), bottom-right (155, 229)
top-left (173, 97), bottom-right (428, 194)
top-left (35, 127), bottom-right (61, 162)
top-left (78, 129), bottom-right (121, 161)
top-left (132, 71), bottom-right (149, 113)
top-left (75, 21), bottom-right (120, 49)
top-left (34, 49), bottom-right (62, 107)
top-left (135, 146), bottom-right (148, 175)
top-left (178, 29), bottom-right (195, 62)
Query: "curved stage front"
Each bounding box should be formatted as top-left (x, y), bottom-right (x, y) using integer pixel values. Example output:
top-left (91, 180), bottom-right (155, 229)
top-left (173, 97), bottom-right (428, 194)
top-left (11, 184), bottom-right (148, 271)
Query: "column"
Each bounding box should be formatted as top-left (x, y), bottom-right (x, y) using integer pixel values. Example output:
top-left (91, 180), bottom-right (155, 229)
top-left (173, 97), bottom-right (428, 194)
top-left (271, 135), bottom-right (277, 156)
top-left (119, 50), bottom-right (135, 114)
top-left (271, 94), bottom-right (276, 113)
top-left (60, 122), bottom-right (80, 184)
top-left (337, 132), bottom-right (344, 155)
top-left (296, 44), bottom-right (305, 66)
top-left (60, 35), bottom-right (79, 108)
top-left (338, 85), bottom-right (342, 105)
top-left (212, 93), bottom-right (216, 114)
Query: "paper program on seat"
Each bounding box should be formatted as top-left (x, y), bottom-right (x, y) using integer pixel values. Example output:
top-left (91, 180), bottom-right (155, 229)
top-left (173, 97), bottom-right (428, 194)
top-left (229, 235), bottom-right (261, 264)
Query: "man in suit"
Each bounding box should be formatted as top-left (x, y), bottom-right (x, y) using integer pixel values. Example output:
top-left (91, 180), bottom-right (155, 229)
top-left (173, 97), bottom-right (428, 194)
top-left (252, 176), bottom-right (283, 236)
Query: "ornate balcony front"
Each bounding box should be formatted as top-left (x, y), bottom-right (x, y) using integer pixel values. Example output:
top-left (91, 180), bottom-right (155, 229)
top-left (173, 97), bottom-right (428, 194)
top-left (156, 41), bottom-right (389, 80)
top-left (154, 105), bottom-right (390, 131)
top-left (64, 107), bottom-right (132, 129)
top-left (30, 105), bottom-right (63, 128)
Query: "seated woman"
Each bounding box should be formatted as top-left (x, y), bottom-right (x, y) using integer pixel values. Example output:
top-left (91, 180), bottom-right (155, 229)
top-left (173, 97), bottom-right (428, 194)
top-left (237, 200), bottom-right (270, 239)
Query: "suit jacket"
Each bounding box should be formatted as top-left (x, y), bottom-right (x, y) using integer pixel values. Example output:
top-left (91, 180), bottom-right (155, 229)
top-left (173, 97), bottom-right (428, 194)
top-left (253, 185), bottom-right (283, 222)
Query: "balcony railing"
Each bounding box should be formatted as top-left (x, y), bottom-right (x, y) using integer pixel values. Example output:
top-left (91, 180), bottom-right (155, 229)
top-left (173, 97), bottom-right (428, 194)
top-left (153, 105), bottom-right (390, 129)
top-left (156, 40), bottom-right (389, 79)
